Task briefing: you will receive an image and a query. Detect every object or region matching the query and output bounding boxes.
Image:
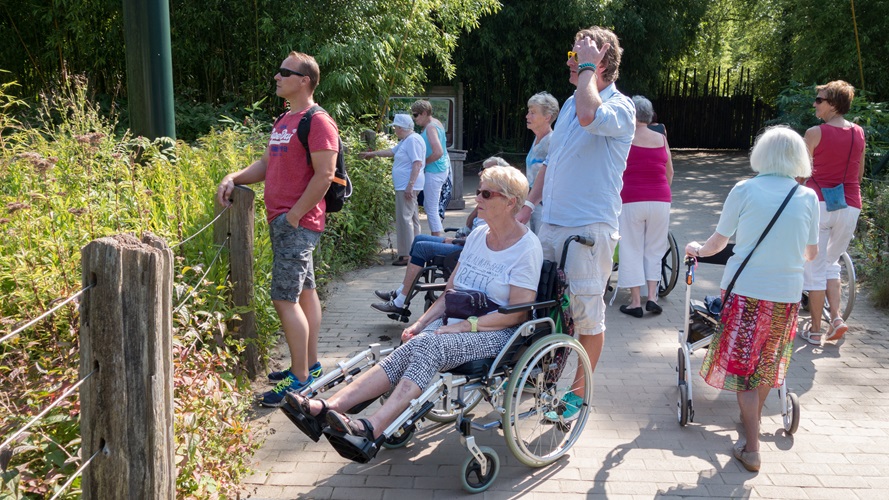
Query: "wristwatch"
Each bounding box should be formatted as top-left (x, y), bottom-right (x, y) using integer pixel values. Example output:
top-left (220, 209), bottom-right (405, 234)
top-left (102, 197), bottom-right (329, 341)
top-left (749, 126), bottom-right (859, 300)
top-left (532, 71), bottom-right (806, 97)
top-left (467, 316), bottom-right (478, 333)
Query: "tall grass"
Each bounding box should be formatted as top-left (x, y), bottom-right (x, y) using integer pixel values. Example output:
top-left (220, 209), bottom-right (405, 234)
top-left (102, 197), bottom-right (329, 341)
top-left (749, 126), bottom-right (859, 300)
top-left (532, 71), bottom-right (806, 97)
top-left (0, 78), bottom-right (394, 498)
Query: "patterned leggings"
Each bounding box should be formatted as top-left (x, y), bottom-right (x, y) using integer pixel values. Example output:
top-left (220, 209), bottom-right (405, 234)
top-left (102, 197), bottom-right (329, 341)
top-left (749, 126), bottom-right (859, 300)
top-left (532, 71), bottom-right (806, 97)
top-left (378, 319), bottom-right (516, 390)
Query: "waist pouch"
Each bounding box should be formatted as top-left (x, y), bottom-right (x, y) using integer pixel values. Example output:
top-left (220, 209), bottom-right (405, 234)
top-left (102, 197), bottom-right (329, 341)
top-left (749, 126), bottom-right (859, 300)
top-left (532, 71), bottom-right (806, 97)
top-left (443, 289), bottom-right (499, 322)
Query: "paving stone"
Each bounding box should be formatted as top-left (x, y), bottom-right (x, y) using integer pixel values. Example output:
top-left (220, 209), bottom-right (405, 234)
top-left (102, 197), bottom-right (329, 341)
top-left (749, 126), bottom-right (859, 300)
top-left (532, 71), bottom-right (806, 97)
top-left (240, 152), bottom-right (889, 498)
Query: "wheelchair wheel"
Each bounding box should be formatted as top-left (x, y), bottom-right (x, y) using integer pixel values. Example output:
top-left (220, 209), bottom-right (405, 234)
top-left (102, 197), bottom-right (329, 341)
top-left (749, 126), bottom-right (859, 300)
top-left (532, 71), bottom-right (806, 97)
top-left (783, 391), bottom-right (800, 435)
top-left (425, 388), bottom-right (483, 423)
top-left (502, 334), bottom-right (592, 467)
top-left (459, 446), bottom-right (500, 493)
top-left (659, 232), bottom-right (680, 297)
top-left (835, 252), bottom-right (856, 322)
top-left (382, 427), bottom-right (414, 449)
top-left (677, 382), bottom-right (690, 427)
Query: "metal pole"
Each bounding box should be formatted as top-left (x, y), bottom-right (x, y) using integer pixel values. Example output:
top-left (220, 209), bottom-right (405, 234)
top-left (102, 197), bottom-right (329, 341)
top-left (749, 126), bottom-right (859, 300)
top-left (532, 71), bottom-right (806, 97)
top-left (122, 0), bottom-right (176, 139)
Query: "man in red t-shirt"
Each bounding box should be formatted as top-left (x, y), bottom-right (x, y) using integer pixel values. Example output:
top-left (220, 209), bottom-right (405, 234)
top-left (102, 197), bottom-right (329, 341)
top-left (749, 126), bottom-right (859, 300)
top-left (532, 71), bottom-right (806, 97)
top-left (217, 52), bottom-right (338, 407)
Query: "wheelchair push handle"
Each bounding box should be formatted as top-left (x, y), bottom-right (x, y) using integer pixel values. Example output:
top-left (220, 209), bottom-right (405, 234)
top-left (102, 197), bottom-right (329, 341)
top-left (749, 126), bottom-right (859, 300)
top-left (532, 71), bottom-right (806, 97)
top-left (685, 256), bottom-right (696, 286)
top-left (560, 235), bottom-right (595, 269)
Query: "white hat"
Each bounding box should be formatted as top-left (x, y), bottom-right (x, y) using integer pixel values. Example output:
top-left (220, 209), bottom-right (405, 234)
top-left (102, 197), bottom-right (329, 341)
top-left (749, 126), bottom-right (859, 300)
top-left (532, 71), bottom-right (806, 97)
top-left (390, 114), bottom-right (414, 130)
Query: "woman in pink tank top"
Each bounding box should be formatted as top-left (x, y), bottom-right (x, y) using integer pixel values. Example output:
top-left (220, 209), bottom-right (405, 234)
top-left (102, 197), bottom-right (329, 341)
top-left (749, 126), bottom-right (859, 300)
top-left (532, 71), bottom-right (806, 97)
top-left (800, 80), bottom-right (866, 345)
top-left (616, 96), bottom-right (673, 318)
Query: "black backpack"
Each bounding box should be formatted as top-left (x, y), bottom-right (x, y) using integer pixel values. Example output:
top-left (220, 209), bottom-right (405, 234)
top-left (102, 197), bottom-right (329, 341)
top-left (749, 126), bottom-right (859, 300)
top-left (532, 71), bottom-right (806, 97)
top-left (275, 105), bottom-right (352, 212)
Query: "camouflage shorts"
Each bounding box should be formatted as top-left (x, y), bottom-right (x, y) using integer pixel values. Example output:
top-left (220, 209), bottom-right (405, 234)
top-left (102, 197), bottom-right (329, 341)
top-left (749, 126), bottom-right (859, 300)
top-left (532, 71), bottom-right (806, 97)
top-left (268, 214), bottom-right (321, 302)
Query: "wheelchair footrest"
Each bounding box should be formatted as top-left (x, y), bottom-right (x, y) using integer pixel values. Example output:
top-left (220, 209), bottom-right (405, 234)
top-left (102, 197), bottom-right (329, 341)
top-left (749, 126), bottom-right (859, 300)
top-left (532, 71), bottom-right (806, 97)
top-left (280, 404), bottom-right (323, 443)
top-left (323, 427), bottom-right (383, 464)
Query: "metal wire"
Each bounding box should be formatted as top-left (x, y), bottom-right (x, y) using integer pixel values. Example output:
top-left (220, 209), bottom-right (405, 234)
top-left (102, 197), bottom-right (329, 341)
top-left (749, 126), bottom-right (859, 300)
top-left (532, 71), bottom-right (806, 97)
top-left (0, 369), bottom-right (97, 453)
top-left (48, 445), bottom-right (103, 500)
top-left (170, 204), bottom-right (231, 249)
top-left (0, 285), bottom-right (92, 345)
top-left (173, 236), bottom-right (229, 313)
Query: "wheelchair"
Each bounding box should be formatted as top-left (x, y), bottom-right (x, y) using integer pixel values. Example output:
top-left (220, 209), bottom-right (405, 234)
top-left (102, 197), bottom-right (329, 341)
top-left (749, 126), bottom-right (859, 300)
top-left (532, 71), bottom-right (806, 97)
top-left (283, 236), bottom-right (595, 493)
top-left (677, 252), bottom-right (800, 434)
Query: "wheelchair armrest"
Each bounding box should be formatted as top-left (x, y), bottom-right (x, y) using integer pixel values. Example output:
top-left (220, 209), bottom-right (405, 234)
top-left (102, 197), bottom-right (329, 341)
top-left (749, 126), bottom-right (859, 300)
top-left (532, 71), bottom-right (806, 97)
top-left (416, 283), bottom-right (447, 292)
top-left (498, 299), bottom-right (558, 314)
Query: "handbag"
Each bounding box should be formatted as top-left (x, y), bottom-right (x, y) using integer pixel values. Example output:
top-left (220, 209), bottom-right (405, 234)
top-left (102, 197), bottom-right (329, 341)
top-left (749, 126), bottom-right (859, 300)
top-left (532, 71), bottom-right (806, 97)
top-left (813, 128), bottom-right (854, 212)
top-left (442, 289), bottom-right (499, 322)
top-left (704, 183), bottom-right (800, 315)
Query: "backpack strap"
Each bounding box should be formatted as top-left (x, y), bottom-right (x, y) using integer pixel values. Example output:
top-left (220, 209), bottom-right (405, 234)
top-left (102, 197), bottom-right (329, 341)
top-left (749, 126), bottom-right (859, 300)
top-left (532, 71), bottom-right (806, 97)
top-left (296, 105), bottom-right (324, 165)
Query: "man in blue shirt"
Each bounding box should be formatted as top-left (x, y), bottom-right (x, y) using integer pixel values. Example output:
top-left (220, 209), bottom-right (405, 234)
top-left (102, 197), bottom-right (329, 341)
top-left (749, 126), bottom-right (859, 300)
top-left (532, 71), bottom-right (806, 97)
top-left (518, 26), bottom-right (635, 421)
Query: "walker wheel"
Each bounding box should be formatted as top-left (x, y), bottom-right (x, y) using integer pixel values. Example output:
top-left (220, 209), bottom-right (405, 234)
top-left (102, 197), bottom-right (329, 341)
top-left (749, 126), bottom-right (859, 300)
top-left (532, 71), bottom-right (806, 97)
top-left (678, 382), bottom-right (690, 427)
top-left (784, 392), bottom-right (800, 434)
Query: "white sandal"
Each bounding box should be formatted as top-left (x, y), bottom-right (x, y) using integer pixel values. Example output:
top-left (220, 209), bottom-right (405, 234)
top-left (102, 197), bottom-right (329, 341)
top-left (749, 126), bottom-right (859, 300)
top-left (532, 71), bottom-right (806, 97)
top-left (827, 318), bottom-right (848, 341)
top-left (798, 329), bottom-right (822, 346)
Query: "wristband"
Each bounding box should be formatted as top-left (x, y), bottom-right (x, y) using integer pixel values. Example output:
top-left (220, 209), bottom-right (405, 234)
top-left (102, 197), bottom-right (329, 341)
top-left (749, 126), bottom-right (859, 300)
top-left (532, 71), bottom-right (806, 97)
top-left (523, 200), bottom-right (536, 212)
top-left (578, 66), bottom-right (596, 75)
top-left (577, 62), bottom-right (597, 70)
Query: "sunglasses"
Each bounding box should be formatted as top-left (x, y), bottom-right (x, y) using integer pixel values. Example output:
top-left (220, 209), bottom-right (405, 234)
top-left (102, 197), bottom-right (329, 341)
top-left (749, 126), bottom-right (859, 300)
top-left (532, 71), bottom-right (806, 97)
top-left (814, 97), bottom-right (830, 105)
top-left (567, 51), bottom-right (578, 62)
top-left (412, 112), bottom-right (420, 118)
top-left (278, 67), bottom-right (306, 78)
top-left (476, 189), bottom-right (504, 199)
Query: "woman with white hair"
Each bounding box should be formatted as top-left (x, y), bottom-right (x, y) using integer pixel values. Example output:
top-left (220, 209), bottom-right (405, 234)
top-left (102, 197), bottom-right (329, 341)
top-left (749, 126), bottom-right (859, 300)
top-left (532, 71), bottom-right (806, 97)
top-left (685, 126), bottom-right (819, 472)
top-left (525, 92), bottom-right (560, 233)
top-left (616, 95), bottom-right (674, 317)
top-left (360, 114), bottom-right (425, 265)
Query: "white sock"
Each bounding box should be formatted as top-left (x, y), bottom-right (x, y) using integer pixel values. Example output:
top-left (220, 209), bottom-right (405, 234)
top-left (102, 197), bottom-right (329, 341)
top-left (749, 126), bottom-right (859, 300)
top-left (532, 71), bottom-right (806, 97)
top-left (394, 293), bottom-right (407, 308)
top-left (396, 285), bottom-right (404, 295)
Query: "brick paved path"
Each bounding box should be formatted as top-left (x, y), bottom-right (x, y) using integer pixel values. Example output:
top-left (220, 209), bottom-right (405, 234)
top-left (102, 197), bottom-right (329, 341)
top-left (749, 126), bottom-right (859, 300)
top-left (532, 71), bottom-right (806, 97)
top-left (241, 152), bottom-right (889, 499)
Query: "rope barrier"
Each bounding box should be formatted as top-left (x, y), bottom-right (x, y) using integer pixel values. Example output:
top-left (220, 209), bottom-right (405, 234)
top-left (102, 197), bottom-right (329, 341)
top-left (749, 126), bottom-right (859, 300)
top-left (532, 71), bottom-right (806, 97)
top-left (0, 368), bottom-right (97, 454)
top-left (0, 285), bottom-right (92, 345)
top-left (48, 445), bottom-right (104, 500)
top-left (173, 236), bottom-right (230, 313)
top-left (170, 204), bottom-right (230, 249)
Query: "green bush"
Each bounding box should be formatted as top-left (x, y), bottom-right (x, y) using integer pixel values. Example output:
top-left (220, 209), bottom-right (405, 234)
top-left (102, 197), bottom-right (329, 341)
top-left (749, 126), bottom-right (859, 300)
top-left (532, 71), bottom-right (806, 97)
top-left (0, 77), bottom-right (395, 498)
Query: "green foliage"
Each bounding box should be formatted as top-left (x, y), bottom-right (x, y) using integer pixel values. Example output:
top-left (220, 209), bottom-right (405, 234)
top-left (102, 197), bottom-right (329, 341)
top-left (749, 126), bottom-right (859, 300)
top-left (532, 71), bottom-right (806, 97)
top-left (452, 0), bottom-right (709, 154)
top-left (0, 77), bottom-right (396, 498)
top-left (677, 0), bottom-right (889, 102)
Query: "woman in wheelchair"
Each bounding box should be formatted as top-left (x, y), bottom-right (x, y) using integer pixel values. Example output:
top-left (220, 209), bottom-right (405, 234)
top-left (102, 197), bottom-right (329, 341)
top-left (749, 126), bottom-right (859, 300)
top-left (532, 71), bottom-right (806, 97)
top-left (372, 156), bottom-right (511, 317)
top-left (286, 165), bottom-right (543, 458)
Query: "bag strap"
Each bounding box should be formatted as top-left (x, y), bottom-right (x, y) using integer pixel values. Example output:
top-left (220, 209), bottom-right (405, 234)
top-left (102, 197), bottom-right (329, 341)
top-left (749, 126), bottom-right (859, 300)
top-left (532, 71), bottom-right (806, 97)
top-left (296, 105), bottom-right (323, 166)
top-left (723, 183), bottom-right (800, 300)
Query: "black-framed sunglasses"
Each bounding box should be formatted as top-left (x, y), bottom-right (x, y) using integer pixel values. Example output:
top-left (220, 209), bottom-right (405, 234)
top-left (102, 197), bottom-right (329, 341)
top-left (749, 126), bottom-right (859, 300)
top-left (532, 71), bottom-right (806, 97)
top-left (412, 112), bottom-right (420, 118)
top-left (814, 97), bottom-right (830, 105)
top-left (476, 189), bottom-right (504, 199)
top-left (278, 67), bottom-right (306, 78)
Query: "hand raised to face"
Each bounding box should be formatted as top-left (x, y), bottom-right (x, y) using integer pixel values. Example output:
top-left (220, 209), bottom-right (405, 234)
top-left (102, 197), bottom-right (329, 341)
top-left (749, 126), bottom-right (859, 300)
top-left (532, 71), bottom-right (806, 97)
top-left (573, 36), bottom-right (610, 67)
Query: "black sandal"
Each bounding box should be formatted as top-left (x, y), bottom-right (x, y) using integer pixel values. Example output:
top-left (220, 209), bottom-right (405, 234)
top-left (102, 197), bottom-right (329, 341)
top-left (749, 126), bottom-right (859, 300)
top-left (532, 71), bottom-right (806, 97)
top-left (281, 393), bottom-right (328, 442)
top-left (323, 410), bottom-right (380, 464)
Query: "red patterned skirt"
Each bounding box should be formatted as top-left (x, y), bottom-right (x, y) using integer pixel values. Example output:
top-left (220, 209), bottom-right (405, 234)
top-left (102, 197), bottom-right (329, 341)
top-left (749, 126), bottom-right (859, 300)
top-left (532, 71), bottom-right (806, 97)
top-left (699, 292), bottom-right (799, 392)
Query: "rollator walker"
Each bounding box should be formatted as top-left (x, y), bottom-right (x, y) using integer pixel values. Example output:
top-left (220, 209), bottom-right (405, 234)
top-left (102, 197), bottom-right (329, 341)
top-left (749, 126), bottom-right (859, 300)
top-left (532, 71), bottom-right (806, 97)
top-left (677, 252), bottom-right (800, 434)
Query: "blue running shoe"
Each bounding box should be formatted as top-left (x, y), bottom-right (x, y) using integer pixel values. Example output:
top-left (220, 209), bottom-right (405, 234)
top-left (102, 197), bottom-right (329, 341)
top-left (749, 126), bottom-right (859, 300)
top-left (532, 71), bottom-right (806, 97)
top-left (258, 372), bottom-right (313, 407)
top-left (543, 391), bottom-right (584, 422)
top-left (268, 362), bottom-right (323, 384)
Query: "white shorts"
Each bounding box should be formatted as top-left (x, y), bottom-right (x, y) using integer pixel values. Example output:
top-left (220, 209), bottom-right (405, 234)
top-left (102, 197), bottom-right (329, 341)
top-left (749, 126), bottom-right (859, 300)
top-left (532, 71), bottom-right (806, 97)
top-left (538, 222), bottom-right (619, 335)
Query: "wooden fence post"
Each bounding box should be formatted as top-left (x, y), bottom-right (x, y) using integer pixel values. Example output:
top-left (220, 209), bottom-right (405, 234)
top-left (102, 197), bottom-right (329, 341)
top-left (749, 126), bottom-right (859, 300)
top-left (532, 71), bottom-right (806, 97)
top-left (79, 233), bottom-right (174, 499)
top-left (214, 185), bottom-right (259, 378)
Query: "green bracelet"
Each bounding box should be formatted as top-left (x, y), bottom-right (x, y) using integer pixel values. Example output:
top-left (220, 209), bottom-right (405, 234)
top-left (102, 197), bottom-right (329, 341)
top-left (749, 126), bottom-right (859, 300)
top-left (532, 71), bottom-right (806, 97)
top-left (578, 62), bottom-right (597, 70)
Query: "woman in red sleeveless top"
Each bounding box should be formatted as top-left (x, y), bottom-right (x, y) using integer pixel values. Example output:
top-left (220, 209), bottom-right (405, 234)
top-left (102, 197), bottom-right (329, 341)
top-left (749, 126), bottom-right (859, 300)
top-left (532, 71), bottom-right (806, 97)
top-left (800, 81), bottom-right (865, 345)
top-left (616, 96), bottom-right (673, 317)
